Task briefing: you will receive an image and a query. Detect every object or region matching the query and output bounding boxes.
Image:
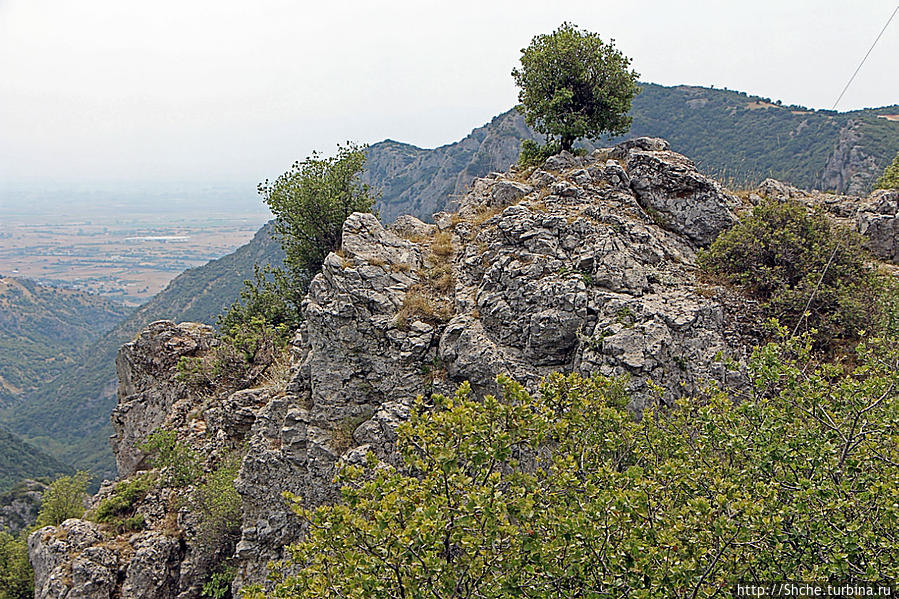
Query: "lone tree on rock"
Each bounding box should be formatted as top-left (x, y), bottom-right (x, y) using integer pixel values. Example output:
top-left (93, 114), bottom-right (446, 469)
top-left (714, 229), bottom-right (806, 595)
top-left (512, 23), bottom-right (640, 153)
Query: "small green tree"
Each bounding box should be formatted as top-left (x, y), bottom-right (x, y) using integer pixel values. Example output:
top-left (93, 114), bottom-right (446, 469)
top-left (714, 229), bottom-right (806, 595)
top-left (260, 143), bottom-right (378, 282)
top-left (218, 144), bottom-right (377, 351)
top-left (34, 471), bottom-right (90, 528)
top-left (512, 22), bottom-right (640, 152)
top-left (875, 150), bottom-right (899, 189)
top-left (138, 430), bottom-right (200, 487)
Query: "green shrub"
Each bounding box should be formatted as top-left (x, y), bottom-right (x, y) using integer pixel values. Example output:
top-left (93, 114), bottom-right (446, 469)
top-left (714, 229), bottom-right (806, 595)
top-left (243, 331), bottom-right (899, 598)
top-left (0, 532), bottom-right (32, 599)
top-left (517, 139), bottom-right (561, 168)
top-left (201, 562), bottom-right (236, 599)
top-left (91, 472), bottom-right (155, 532)
top-left (875, 150), bottom-right (899, 189)
top-left (138, 430), bottom-right (200, 487)
top-left (698, 198), bottom-right (882, 350)
top-left (192, 453), bottom-right (242, 548)
top-left (34, 471), bottom-right (90, 528)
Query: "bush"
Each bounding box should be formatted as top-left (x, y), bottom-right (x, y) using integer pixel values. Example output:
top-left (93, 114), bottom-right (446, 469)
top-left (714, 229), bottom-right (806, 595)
top-left (192, 453), bottom-right (242, 548)
top-left (34, 471), bottom-right (90, 528)
top-left (875, 150), bottom-right (899, 189)
top-left (137, 430), bottom-right (200, 487)
top-left (0, 532), bottom-right (32, 599)
top-left (219, 265), bottom-right (302, 348)
top-left (698, 198), bottom-right (883, 350)
top-left (517, 139), bottom-right (561, 168)
top-left (91, 472), bottom-right (155, 532)
top-left (242, 331), bottom-right (899, 598)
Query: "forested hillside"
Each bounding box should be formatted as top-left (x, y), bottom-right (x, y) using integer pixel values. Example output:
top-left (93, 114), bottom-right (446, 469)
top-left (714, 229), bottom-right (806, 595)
top-left (0, 223), bottom-right (283, 480)
top-left (0, 428), bottom-right (71, 492)
top-left (0, 277), bottom-right (129, 406)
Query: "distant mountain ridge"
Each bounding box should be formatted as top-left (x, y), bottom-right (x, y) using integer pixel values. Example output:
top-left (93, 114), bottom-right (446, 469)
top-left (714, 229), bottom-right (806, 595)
top-left (365, 82), bottom-right (899, 223)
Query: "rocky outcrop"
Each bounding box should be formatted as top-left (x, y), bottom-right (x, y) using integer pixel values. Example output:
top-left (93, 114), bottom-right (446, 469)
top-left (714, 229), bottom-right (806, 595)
top-left (231, 138), bottom-right (750, 591)
top-left (112, 321), bottom-right (217, 477)
top-left (822, 119), bottom-right (883, 196)
top-left (30, 137), bottom-right (757, 599)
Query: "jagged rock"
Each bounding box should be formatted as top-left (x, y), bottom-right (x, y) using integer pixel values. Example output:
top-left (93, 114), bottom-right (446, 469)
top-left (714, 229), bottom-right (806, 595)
top-left (757, 177), bottom-right (805, 200)
top-left (111, 321), bottom-right (216, 477)
top-left (857, 190), bottom-right (899, 263)
top-left (232, 138), bottom-right (753, 591)
top-left (29, 519), bottom-right (117, 599)
top-left (624, 138), bottom-right (739, 246)
top-left (39, 137), bottom-right (771, 598)
top-left (390, 214), bottom-right (436, 240)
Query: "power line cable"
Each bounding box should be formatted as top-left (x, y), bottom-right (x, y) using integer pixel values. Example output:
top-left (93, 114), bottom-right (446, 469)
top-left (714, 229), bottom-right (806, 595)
top-left (832, 4), bottom-right (899, 109)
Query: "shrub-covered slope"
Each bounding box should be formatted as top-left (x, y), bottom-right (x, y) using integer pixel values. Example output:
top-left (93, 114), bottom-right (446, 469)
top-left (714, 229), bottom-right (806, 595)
top-left (0, 429), bottom-right (71, 493)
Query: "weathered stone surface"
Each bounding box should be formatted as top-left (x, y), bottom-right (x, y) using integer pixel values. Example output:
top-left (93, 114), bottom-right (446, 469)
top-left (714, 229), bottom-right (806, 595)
top-left (624, 138), bottom-right (739, 246)
top-left (38, 137), bottom-right (772, 598)
top-left (112, 321), bottom-right (216, 478)
top-left (0, 479), bottom-right (46, 535)
top-left (29, 519), bottom-right (117, 599)
top-left (232, 138), bottom-right (754, 591)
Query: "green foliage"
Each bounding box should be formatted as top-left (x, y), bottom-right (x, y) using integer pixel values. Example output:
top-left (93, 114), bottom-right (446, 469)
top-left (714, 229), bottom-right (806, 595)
top-left (0, 532), bottom-right (32, 599)
top-left (517, 138), bottom-right (561, 168)
top-left (202, 562), bottom-right (237, 599)
top-left (698, 198), bottom-right (882, 349)
top-left (218, 265), bottom-right (300, 349)
top-left (192, 453), bottom-right (242, 548)
top-left (91, 472), bottom-right (155, 532)
top-left (512, 22), bottom-right (639, 152)
top-left (138, 430), bottom-right (200, 487)
top-left (34, 471), bottom-right (90, 528)
top-left (875, 150), bottom-right (899, 189)
top-left (244, 332), bottom-right (899, 598)
top-left (260, 143), bottom-right (378, 283)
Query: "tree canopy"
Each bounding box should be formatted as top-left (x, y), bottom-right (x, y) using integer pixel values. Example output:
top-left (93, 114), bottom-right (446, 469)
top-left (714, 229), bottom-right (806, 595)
top-left (243, 328), bottom-right (899, 598)
top-left (219, 143), bottom-right (377, 346)
top-left (512, 23), bottom-right (639, 152)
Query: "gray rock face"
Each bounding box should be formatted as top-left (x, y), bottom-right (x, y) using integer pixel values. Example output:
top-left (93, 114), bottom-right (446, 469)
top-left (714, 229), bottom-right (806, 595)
top-left (822, 119), bottom-right (883, 196)
top-left (232, 139), bottom-right (753, 591)
top-left (0, 479), bottom-right (46, 535)
top-left (112, 320), bottom-right (216, 477)
top-left (623, 138), bottom-right (739, 246)
top-left (857, 190), bottom-right (899, 263)
top-left (34, 137), bottom-right (764, 599)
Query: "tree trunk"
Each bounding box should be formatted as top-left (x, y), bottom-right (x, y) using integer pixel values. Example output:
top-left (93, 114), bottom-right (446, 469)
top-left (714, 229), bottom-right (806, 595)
top-left (560, 135), bottom-right (574, 153)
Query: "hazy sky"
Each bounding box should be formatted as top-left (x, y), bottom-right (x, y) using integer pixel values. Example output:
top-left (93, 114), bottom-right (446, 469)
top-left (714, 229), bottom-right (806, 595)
top-left (1, 0), bottom-right (898, 190)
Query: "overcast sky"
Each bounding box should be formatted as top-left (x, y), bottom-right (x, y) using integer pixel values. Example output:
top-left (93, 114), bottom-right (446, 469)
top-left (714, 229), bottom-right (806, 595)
top-left (1, 0), bottom-right (897, 190)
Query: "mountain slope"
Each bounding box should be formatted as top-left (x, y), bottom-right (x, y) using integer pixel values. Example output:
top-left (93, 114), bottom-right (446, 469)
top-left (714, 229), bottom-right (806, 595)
top-left (0, 223), bottom-right (283, 480)
top-left (0, 277), bottom-right (129, 406)
top-left (365, 83), bottom-right (899, 222)
top-left (0, 428), bottom-right (72, 492)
